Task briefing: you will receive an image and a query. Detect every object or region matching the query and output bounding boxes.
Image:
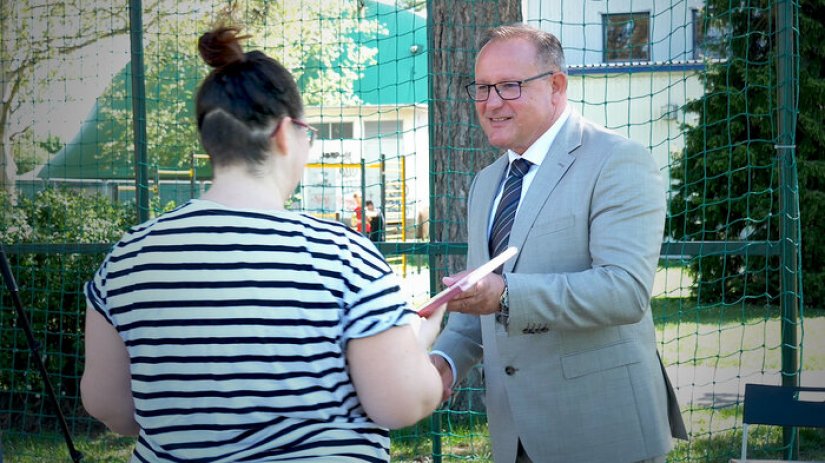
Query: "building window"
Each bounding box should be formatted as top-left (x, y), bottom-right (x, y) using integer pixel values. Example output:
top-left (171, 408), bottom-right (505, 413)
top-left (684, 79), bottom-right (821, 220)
top-left (692, 8), bottom-right (728, 60)
top-left (603, 12), bottom-right (650, 62)
top-left (316, 122), bottom-right (354, 140)
top-left (363, 120), bottom-right (402, 139)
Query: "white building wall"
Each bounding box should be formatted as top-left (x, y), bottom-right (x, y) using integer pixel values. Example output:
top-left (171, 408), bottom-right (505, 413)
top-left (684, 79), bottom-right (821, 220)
top-left (527, 0), bottom-right (707, 65)
top-left (526, 0), bottom-right (710, 188)
top-left (301, 105), bottom-right (429, 223)
top-left (567, 71), bottom-right (702, 183)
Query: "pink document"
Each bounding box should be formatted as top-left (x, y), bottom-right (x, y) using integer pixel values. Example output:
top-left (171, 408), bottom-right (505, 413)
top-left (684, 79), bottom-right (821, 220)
top-left (417, 246), bottom-right (518, 317)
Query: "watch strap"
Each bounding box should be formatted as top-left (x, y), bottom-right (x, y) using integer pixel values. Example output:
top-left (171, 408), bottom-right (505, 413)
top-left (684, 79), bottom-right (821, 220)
top-left (496, 276), bottom-right (509, 326)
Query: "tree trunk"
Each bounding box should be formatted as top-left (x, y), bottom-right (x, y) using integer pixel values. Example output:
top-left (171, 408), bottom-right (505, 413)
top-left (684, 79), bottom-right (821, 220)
top-left (0, 135), bottom-right (17, 201)
top-left (429, 0), bottom-right (521, 275)
top-left (1, 68), bottom-right (16, 199)
top-left (428, 0), bottom-right (522, 415)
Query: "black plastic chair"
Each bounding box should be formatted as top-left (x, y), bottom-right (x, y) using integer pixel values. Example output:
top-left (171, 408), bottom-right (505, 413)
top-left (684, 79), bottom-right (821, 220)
top-left (730, 383), bottom-right (825, 463)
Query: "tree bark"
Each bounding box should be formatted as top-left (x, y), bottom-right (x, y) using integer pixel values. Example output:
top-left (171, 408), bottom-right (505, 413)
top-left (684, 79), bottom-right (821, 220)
top-left (429, 0), bottom-right (522, 274)
top-left (0, 139), bottom-right (15, 200)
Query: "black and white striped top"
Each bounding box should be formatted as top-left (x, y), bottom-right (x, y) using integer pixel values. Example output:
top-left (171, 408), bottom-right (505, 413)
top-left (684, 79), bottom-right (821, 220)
top-left (85, 199), bottom-right (417, 462)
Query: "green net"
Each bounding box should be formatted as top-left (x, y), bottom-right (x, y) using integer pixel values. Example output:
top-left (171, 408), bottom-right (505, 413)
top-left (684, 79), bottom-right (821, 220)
top-left (1, 0), bottom-right (817, 461)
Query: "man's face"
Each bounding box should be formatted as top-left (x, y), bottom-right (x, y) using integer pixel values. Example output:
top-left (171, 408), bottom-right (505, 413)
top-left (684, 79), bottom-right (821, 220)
top-left (473, 38), bottom-right (562, 154)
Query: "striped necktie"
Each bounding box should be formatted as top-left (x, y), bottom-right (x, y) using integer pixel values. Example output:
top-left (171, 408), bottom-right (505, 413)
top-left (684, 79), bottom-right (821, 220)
top-left (489, 157), bottom-right (532, 261)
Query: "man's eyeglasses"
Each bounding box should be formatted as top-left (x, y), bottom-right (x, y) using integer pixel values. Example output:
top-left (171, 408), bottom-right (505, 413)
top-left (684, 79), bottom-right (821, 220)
top-left (465, 70), bottom-right (555, 102)
top-left (291, 119), bottom-right (319, 146)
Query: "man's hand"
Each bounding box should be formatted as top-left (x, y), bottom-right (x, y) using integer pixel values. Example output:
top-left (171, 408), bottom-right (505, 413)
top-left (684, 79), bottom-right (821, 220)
top-left (429, 354), bottom-right (454, 402)
top-left (443, 271), bottom-right (505, 315)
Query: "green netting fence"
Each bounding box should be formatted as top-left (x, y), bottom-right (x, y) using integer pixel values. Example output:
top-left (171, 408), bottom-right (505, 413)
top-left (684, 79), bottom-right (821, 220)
top-left (1, 0), bottom-right (819, 461)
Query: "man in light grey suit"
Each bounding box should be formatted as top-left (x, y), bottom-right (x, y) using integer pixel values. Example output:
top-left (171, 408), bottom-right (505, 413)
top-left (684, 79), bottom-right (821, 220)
top-left (430, 24), bottom-right (687, 462)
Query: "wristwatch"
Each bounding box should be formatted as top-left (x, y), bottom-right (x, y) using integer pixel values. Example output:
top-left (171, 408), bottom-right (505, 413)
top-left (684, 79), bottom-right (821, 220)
top-left (497, 276), bottom-right (509, 325)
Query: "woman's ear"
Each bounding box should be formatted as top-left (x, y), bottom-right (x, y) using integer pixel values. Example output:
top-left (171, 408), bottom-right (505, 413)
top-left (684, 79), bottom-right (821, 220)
top-left (270, 118), bottom-right (291, 157)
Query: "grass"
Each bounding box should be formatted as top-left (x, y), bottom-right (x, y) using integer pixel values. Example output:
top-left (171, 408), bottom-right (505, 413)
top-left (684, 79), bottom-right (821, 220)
top-left (390, 414), bottom-right (493, 463)
top-left (2, 424), bottom-right (492, 463)
top-left (2, 431), bottom-right (134, 462)
top-left (652, 298), bottom-right (825, 371)
top-left (4, 298), bottom-right (823, 462)
top-left (669, 408), bottom-right (825, 462)
top-left (5, 417), bottom-right (824, 463)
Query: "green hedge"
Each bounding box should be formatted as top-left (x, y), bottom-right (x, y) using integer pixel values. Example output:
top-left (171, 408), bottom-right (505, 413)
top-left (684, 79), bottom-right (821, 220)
top-left (1, 188), bottom-right (135, 433)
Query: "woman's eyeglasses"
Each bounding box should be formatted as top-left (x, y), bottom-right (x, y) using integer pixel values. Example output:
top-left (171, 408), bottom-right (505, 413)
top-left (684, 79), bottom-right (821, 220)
top-left (291, 119), bottom-right (319, 146)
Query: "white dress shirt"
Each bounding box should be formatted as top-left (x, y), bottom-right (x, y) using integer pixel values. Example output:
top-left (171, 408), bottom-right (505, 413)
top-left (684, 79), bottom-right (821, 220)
top-left (486, 106), bottom-right (571, 238)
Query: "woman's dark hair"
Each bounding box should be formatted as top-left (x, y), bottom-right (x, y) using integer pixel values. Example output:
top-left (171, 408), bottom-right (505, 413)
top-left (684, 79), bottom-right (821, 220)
top-left (195, 26), bottom-right (304, 167)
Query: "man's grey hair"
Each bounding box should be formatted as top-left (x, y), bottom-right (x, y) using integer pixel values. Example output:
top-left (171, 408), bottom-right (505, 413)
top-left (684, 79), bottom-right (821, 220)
top-left (478, 23), bottom-right (567, 73)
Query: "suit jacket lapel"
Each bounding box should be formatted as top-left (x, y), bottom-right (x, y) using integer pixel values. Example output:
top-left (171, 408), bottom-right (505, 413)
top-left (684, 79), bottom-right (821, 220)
top-left (470, 155), bottom-right (510, 261)
top-left (505, 113), bottom-right (582, 272)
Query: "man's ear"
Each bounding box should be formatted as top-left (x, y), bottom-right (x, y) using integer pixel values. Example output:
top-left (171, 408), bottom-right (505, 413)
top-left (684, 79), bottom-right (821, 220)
top-left (550, 73), bottom-right (568, 108)
top-left (552, 72), bottom-right (568, 94)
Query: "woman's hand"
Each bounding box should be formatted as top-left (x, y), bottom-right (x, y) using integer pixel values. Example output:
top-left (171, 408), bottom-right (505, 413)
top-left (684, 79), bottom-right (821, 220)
top-left (410, 301), bottom-right (447, 351)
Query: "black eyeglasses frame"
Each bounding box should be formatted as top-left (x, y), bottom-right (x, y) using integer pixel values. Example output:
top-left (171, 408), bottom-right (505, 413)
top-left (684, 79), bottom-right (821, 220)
top-left (465, 70), bottom-right (556, 102)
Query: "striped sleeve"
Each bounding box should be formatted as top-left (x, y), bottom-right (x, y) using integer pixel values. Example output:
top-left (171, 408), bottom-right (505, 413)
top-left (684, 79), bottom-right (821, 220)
top-left (85, 252), bottom-right (115, 325)
top-left (338, 232), bottom-right (418, 345)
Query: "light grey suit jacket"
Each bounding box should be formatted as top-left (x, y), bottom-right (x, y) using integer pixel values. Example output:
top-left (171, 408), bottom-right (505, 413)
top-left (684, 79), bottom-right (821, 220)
top-left (433, 111), bottom-right (686, 462)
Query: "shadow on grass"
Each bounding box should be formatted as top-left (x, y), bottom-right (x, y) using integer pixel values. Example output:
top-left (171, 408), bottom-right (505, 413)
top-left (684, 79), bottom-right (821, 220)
top-left (651, 298), bottom-right (825, 327)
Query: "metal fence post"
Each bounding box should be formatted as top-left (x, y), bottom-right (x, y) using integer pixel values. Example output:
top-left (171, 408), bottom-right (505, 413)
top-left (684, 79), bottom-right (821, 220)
top-left (775, 0), bottom-right (801, 459)
top-left (129, 0), bottom-right (150, 223)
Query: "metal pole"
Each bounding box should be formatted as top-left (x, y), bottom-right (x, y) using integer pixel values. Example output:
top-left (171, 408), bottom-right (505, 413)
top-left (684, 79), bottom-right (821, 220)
top-left (360, 159), bottom-right (367, 235)
top-left (775, 0), bottom-right (801, 459)
top-left (380, 153), bottom-right (386, 239)
top-left (190, 153), bottom-right (196, 199)
top-left (129, 0), bottom-right (150, 223)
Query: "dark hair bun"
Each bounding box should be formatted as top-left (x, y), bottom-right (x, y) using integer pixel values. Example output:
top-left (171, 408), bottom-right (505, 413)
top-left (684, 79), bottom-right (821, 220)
top-left (198, 26), bottom-right (249, 68)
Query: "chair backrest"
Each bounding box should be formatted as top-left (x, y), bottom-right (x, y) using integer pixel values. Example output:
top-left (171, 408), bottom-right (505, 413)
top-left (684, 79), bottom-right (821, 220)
top-left (743, 383), bottom-right (825, 428)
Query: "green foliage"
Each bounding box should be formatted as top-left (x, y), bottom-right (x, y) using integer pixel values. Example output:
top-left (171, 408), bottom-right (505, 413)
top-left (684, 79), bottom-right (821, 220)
top-left (795, 0), bottom-right (825, 308)
top-left (91, 2), bottom-right (384, 177)
top-left (398, 0), bottom-right (426, 13)
top-left (0, 188), bottom-right (135, 432)
top-left (39, 134), bottom-right (64, 155)
top-left (669, 0), bottom-right (825, 308)
top-left (12, 129), bottom-right (60, 175)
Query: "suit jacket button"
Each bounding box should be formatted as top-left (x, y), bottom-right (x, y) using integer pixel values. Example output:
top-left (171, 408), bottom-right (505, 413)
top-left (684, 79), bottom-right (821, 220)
top-left (505, 366), bottom-right (516, 375)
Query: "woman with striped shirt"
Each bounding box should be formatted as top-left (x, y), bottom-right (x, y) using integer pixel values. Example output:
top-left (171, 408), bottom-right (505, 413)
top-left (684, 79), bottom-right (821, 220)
top-left (80, 24), bottom-right (446, 462)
